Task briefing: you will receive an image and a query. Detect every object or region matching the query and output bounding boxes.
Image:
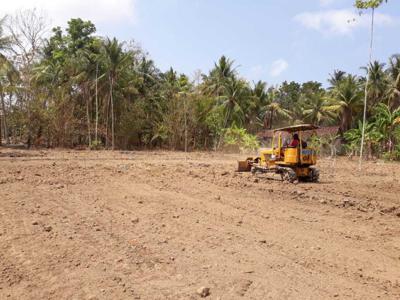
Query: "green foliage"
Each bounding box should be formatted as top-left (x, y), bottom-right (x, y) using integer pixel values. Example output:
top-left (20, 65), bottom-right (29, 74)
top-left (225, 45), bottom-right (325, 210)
top-left (355, 0), bottom-right (387, 9)
top-left (90, 140), bottom-right (102, 150)
top-left (382, 148), bottom-right (400, 161)
top-left (344, 118), bottom-right (387, 158)
top-left (329, 74), bottom-right (363, 133)
top-left (205, 105), bottom-right (225, 140)
top-left (151, 123), bottom-right (169, 145)
top-left (308, 133), bottom-right (340, 156)
top-left (302, 91), bottom-right (338, 125)
top-left (277, 81), bottom-right (301, 111)
top-left (223, 126), bottom-right (260, 152)
top-left (308, 135), bottom-right (322, 153)
top-left (0, 14), bottom-right (399, 159)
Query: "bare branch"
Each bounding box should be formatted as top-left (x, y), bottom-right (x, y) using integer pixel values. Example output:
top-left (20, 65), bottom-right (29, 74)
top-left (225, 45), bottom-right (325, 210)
top-left (5, 8), bottom-right (49, 68)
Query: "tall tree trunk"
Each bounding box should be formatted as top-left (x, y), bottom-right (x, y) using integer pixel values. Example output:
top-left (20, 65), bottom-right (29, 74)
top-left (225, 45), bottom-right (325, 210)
top-left (110, 76), bottom-right (115, 150)
top-left (217, 106), bottom-right (231, 150)
top-left (95, 63), bottom-right (99, 142)
top-left (359, 7), bottom-right (375, 169)
top-left (184, 96), bottom-right (187, 153)
top-left (269, 109), bottom-right (274, 129)
top-left (26, 86), bottom-right (33, 148)
top-left (105, 94), bottom-right (109, 148)
top-left (340, 108), bottom-right (352, 135)
top-left (1, 93), bottom-right (9, 144)
top-left (85, 86), bottom-right (92, 147)
top-left (387, 126), bottom-right (393, 153)
top-left (0, 110), bottom-right (2, 146)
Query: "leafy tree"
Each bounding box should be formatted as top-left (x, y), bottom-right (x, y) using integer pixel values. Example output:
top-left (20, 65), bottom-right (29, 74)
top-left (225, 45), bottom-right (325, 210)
top-left (331, 75), bottom-right (363, 134)
top-left (387, 54), bottom-right (400, 109)
top-left (1, 14), bottom-right (400, 160)
top-left (203, 55), bottom-right (236, 96)
top-left (66, 18), bottom-right (96, 52)
top-left (302, 91), bottom-right (337, 125)
top-left (0, 17), bottom-right (15, 145)
top-left (278, 81), bottom-right (301, 110)
top-left (362, 60), bottom-right (388, 111)
top-left (328, 70), bottom-right (346, 89)
top-left (246, 80), bottom-right (268, 133)
top-left (217, 77), bottom-right (249, 128)
top-left (344, 120), bottom-right (382, 158)
top-left (102, 37), bottom-right (130, 149)
top-left (354, 0), bottom-right (388, 166)
top-left (263, 87), bottom-right (291, 129)
top-left (223, 126), bottom-right (259, 152)
top-left (354, 0), bottom-right (387, 9)
top-left (301, 81), bottom-right (324, 95)
top-left (372, 103), bottom-right (400, 153)
top-left (0, 57), bottom-right (19, 144)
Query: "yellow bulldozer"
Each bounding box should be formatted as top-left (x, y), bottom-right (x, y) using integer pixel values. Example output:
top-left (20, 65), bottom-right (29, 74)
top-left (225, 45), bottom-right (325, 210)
top-left (238, 124), bottom-right (319, 183)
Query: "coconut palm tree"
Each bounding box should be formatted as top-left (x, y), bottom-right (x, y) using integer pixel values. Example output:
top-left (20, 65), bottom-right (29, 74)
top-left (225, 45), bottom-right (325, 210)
top-left (0, 58), bottom-right (19, 144)
top-left (331, 75), bottom-right (364, 134)
top-left (263, 87), bottom-right (291, 129)
top-left (387, 54), bottom-right (400, 109)
top-left (71, 48), bottom-right (100, 147)
top-left (251, 81), bottom-right (268, 109)
top-left (354, 0), bottom-right (388, 167)
top-left (217, 77), bottom-right (249, 129)
top-left (302, 91), bottom-right (338, 125)
top-left (0, 16), bottom-right (13, 145)
top-left (373, 103), bottom-right (400, 153)
top-left (328, 70), bottom-right (346, 89)
top-left (102, 37), bottom-right (130, 150)
top-left (362, 60), bottom-right (389, 111)
top-left (245, 80), bottom-right (268, 133)
top-left (203, 55), bottom-right (237, 96)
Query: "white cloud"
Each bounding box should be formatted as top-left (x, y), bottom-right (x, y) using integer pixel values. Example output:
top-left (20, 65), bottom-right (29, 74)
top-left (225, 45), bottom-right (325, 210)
top-left (0, 0), bottom-right (137, 28)
top-left (269, 59), bottom-right (288, 77)
top-left (294, 9), bottom-right (394, 36)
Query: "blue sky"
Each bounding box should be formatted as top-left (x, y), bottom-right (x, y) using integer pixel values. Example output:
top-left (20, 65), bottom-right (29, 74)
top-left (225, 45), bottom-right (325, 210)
top-left (2, 0), bottom-right (400, 86)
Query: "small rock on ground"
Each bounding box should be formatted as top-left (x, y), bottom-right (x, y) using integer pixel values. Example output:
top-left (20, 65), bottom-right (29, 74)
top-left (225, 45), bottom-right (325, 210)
top-left (196, 287), bottom-right (210, 298)
top-left (44, 225), bottom-right (52, 232)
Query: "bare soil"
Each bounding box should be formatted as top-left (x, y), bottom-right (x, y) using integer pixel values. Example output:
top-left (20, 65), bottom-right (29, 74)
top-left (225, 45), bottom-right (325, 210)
top-left (0, 148), bottom-right (399, 299)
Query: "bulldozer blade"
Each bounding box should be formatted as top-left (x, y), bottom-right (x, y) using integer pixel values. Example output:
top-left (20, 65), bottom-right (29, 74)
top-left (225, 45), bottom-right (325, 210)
top-left (237, 160), bottom-right (252, 172)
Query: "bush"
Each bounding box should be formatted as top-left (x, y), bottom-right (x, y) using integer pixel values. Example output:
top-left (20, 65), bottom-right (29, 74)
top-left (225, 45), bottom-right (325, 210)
top-left (223, 126), bottom-right (260, 152)
top-left (308, 133), bottom-right (340, 157)
top-left (308, 135), bottom-right (322, 154)
top-left (89, 140), bottom-right (103, 150)
top-left (382, 145), bottom-right (400, 161)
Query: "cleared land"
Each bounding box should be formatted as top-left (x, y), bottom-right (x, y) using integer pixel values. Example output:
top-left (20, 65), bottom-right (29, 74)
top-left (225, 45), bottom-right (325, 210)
top-left (0, 148), bottom-right (400, 299)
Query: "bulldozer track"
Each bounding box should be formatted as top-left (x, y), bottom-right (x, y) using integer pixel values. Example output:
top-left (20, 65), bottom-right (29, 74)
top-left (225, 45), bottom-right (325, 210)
top-left (277, 166), bottom-right (298, 183)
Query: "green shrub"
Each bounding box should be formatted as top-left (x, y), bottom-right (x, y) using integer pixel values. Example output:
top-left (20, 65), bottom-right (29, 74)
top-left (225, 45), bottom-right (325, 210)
top-left (223, 126), bottom-right (260, 152)
top-left (308, 135), bottom-right (322, 154)
top-left (382, 145), bottom-right (400, 161)
top-left (89, 140), bottom-right (103, 150)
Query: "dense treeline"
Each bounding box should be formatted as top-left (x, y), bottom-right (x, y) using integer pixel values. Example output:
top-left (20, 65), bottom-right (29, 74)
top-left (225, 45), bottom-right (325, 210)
top-left (0, 11), bottom-right (399, 158)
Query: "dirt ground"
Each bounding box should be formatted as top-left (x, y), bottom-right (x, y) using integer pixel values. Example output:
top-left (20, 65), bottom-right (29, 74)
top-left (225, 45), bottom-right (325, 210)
top-left (0, 148), bottom-right (399, 300)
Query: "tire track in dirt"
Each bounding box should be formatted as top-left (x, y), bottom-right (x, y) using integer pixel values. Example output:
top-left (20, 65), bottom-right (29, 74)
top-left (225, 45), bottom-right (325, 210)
top-left (126, 160), bottom-right (400, 299)
top-left (1, 150), bottom-right (399, 299)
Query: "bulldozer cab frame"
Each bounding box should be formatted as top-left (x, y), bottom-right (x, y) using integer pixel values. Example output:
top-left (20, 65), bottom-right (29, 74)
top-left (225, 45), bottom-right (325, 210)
top-left (272, 124), bottom-right (318, 166)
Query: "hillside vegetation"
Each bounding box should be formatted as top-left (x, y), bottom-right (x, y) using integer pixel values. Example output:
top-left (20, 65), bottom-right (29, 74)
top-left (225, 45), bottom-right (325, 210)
top-left (0, 11), bottom-right (399, 159)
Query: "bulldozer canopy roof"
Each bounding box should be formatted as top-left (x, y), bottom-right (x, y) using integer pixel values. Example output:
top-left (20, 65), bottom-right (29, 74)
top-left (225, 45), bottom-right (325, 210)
top-left (273, 124), bottom-right (319, 133)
